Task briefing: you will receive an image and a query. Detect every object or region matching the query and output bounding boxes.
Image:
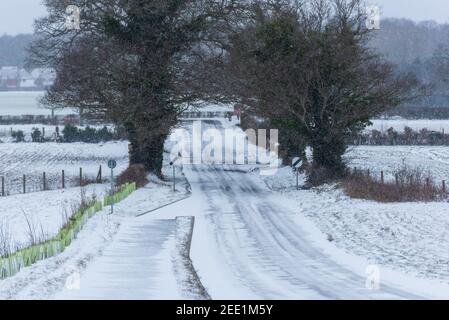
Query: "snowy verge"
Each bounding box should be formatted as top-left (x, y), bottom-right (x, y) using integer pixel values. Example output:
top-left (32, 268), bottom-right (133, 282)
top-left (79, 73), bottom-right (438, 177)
top-left (259, 166), bottom-right (449, 294)
top-left (173, 216), bottom-right (211, 300)
top-left (0, 210), bottom-right (121, 299)
top-left (0, 183), bottom-right (110, 246)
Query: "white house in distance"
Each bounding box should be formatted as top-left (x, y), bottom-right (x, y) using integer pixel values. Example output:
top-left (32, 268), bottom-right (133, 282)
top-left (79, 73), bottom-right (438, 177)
top-left (31, 68), bottom-right (56, 88)
top-left (0, 66), bottom-right (56, 91)
top-left (19, 69), bottom-right (35, 88)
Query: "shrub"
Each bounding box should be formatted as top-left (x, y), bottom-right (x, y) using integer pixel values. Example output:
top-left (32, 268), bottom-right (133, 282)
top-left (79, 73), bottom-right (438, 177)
top-left (62, 124), bottom-right (118, 143)
top-left (31, 128), bottom-right (43, 142)
top-left (11, 130), bottom-right (25, 143)
top-left (117, 164), bottom-right (148, 188)
top-left (342, 166), bottom-right (447, 203)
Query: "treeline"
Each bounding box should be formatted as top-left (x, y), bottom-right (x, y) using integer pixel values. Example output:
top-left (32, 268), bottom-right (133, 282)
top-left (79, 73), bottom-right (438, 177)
top-left (384, 106), bottom-right (449, 120)
top-left (384, 106), bottom-right (449, 119)
top-left (0, 34), bottom-right (36, 67)
top-left (10, 125), bottom-right (121, 143)
top-left (370, 18), bottom-right (449, 109)
top-left (30, 0), bottom-right (443, 186)
top-left (349, 127), bottom-right (449, 146)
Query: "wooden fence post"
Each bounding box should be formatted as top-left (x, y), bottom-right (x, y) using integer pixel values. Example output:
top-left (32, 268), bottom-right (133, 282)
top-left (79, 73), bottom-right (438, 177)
top-left (23, 175), bottom-right (26, 194)
top-left (381, 171), bottom-right (384, 184)
top-left (43, 172), bottom-right (46, 191)
top-left (97, 165), bottom-right (102, 183)
top-left (62, 170), bottom-right (65, 189)
top-left (1, 177), bottom-right (4, 197)
top-left (79, 168), bottom-right (83, 186)
top-left (443, 180), bottom-right (446, 193)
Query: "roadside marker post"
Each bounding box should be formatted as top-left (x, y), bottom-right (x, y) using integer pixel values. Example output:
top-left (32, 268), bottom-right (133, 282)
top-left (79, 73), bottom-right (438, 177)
top-left (108, 159), bottom-right (117, 214)
top-left (292, 157), bottom-right (303, 190)
top-left (170, 155), bottom-right (182, 192)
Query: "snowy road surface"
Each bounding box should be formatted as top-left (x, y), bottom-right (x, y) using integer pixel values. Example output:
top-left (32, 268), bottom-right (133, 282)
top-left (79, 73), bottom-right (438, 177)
top-left (179, 165), bottom-right (449, 299)
top-left (65, 163), bottom-right (447, 300)
top-left (8, 118), bottom-right (443, 299)
top-left (50, 119), bottom-right (449, 300)
top-left (56, 217), bottom-right (181, 300)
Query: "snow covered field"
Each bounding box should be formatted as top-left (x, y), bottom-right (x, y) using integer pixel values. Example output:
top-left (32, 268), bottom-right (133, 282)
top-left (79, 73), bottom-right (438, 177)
top-left (345, 145), bottom-right (449, 182)
top-left (0, 92), bottom-right (74, 116)
top-left (0, 141), bottom-right (129, 195)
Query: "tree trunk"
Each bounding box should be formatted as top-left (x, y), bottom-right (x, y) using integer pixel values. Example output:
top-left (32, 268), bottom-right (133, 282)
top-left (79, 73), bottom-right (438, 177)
top-left (126, 123), bottom-right (167, 178)
top-left (308, 133), bottom-right (347, 185)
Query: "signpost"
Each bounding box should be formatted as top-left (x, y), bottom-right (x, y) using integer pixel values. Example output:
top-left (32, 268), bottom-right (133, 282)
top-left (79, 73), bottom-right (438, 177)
top-left (108, 159), bottom-right (117, 214)
top-left (292, 157), bottom-right (303, 190)
top-left (170, 156), bottom-right (181, 192)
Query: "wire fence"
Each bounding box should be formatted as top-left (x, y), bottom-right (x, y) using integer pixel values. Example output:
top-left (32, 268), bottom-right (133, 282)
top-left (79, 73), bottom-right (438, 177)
top-left (0, 166), bottom-right (105, 197)
top-left (0, 183), bottom-right (136, 280)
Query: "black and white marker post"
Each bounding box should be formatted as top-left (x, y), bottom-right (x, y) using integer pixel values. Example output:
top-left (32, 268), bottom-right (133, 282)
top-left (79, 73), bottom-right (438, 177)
top-left (108, 159), bottom-right (117, 214)
top-left (170, 156), bottom-right (181, 192)
top-left (292, 157), bottom-right (303, 190)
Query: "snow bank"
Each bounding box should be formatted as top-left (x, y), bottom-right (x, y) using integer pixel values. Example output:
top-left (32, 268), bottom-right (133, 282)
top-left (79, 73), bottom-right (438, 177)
top-left (262, 162), bottom-right (449, 286)
top-left (173, 216), bottom-right (210, 300)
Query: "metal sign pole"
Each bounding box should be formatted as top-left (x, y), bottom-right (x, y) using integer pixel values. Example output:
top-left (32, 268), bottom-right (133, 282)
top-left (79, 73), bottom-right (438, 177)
top-left (110, 167), bottom-right (114, 214)
top-left (108, 159), bottom-right (117, 215)
top-left (173, 165), bottom-right (176, 192)
top-left (296, 169), bottom-right (299, 190)
top-left (170, 156), bottom-right (180, 192)
top-left (292, 157), bottom-right (302, 190)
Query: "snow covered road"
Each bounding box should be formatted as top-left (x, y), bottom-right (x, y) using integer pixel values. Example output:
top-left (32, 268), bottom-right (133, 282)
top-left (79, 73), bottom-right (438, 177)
top-left (10, 119), bottom-right (449, 300)
top-left (56, 217), bottom-right (181, 300)
top-left (180, 165), bottom-right (449, 299)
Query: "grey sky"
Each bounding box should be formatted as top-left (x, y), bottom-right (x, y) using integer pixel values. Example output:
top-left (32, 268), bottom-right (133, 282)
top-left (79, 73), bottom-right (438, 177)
top-left (373, 0), bottom-right (449, 24)
top-left (0, 0), bottom-right (46, 35)
top-left (1, 0), bottom-right (449, 35)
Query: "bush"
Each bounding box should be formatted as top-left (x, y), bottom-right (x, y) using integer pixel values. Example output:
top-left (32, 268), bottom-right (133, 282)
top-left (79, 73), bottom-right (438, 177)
top-left (31, 128), bottom-right (42, 142)
top-left (11, 130), bottom-right (25, 143)
top-left (342, 166), bottom-right (447, 203)
top-left (348, 126), bottom-right (449, 146)
top-left (62, 124), bottom-right (118, 143)
top-left (117, 164), bottom-right (148, 188)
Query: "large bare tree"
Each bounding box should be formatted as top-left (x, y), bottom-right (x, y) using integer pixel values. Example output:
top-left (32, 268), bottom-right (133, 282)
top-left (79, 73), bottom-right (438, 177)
top-left (30, 0), bottom-right (242, 175)
top-left (219, 0), bottom-right (417, 184)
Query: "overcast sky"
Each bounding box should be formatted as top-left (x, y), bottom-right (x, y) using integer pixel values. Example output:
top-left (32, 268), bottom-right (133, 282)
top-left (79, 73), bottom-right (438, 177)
top-left (1, 0), bottom-right (449, 35)
top-left (374, 0), bottom-right (449, 24)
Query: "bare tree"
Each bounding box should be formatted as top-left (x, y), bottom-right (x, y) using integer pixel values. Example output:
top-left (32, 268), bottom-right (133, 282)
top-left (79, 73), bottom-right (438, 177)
top-left (30, 0), bottom-right (243, 176)
top-left (219, 0), bottom-right (417, 184)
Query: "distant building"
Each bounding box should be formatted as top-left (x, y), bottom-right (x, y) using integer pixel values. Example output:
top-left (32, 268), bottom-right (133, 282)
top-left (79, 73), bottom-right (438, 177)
top-left (19, 69), bottom-right (35, 88)
top-left (31, 68), bottom-right (56, 89)
top-left (0, 66), bottom-right (20, 88)
top-left (0, 66), bottom-right (56, 90)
